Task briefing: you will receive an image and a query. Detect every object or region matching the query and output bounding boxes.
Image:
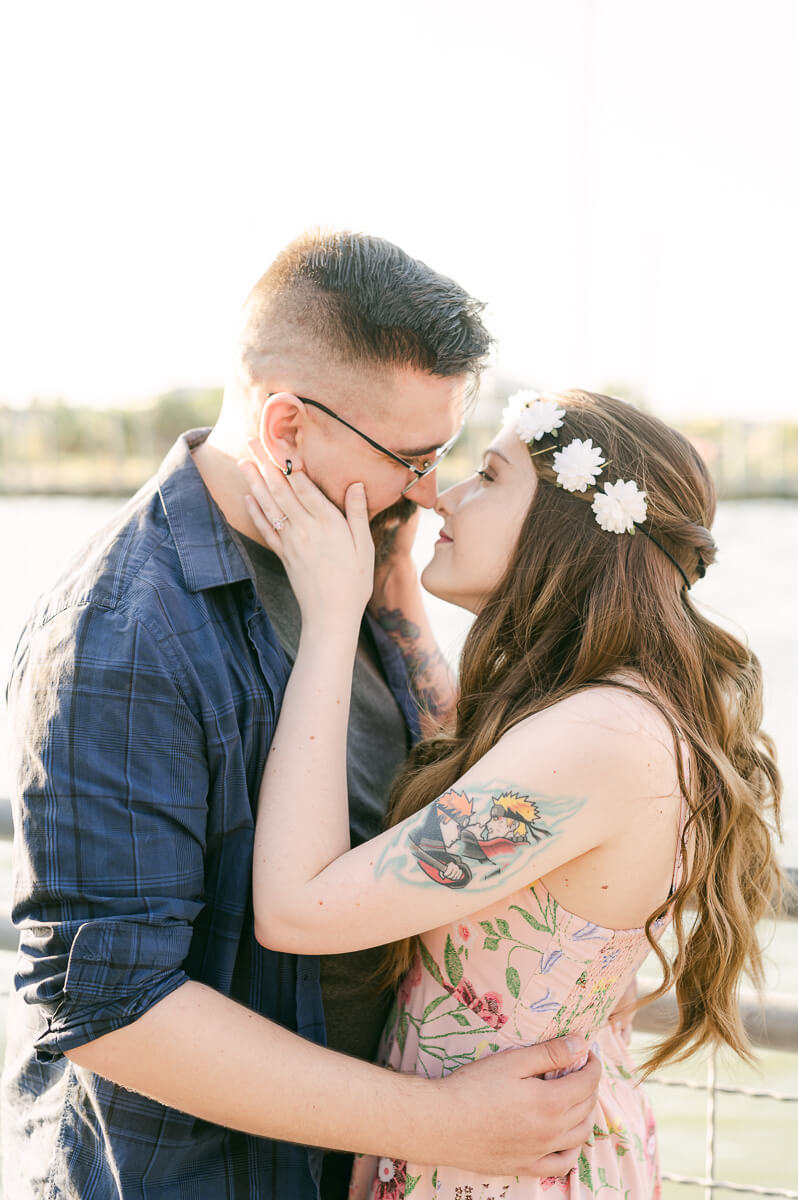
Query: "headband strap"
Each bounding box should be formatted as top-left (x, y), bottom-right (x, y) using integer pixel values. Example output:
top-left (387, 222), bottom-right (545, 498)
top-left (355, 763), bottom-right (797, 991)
top-left (638, 526), bottom-right (692, 591)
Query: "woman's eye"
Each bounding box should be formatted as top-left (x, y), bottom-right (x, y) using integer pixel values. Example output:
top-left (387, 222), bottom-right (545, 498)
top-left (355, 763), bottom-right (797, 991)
top-left (476, 469), bottom-right (494, 483)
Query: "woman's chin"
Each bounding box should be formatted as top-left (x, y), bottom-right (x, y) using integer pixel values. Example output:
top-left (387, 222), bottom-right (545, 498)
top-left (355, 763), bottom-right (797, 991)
top-left (420, 560), bottom-right (476, 612)
top-left (420, 559), bottom-right (451, 604)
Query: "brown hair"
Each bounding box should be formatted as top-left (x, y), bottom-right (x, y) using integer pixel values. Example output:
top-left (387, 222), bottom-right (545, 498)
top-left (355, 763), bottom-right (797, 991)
top-left (239, 229), bottom-right (492, 382)
top-left (383, 389), bottom-right (784, 1072)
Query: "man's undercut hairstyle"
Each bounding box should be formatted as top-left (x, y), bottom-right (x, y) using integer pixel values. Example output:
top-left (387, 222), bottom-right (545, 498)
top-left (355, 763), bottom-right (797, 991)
top-left (240, 230), bottom-right (493, 381)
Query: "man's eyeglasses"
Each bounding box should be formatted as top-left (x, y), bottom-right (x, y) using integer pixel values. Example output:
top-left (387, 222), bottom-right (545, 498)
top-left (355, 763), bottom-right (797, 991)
top-left (269, 394), bottom-right (463, 495)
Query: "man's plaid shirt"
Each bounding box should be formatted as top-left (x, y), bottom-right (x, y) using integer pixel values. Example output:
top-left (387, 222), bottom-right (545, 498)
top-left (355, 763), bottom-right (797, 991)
top-left (1, 430), bottom-right (419, 1198)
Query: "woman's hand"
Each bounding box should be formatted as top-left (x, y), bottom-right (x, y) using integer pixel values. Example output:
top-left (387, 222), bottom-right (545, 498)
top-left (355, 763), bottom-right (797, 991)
top-left (239, 441), bottom-right (374, 635)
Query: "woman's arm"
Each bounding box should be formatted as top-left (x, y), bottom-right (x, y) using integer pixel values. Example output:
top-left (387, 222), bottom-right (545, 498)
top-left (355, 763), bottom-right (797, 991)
top-left (369, 511), bottom-right (457, 734)
top-left (255, 691), bottom-right (629, 954)
top-left (240, 450), bottom-right (373, 900)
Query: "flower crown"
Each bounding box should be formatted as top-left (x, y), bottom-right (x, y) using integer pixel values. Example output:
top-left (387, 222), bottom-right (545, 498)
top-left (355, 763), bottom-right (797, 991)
top-left (501, 390), bottom-right (694, 590)
top-left (502, 390), bottom-right (647, 534)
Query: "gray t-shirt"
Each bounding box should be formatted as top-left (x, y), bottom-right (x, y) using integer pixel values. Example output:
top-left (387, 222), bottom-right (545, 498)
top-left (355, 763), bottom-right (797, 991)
top-left (236, 532), bottom-right (409, 1064)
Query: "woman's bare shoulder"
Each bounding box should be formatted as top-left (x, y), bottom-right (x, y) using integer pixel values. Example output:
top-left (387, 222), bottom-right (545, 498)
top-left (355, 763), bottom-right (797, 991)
top-left (500, 680), bottom-right (682, 793)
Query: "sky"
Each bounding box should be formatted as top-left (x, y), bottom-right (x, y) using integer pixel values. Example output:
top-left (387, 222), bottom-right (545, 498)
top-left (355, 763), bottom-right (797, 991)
top-left (1, 0), bottom-right (796, 420)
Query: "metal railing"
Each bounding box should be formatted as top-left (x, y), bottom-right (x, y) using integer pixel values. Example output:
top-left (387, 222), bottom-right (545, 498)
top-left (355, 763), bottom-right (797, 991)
top-left (1, 797), bottom-right (797, 1197)
top-left (635, 982), bottom-right (798, 1200)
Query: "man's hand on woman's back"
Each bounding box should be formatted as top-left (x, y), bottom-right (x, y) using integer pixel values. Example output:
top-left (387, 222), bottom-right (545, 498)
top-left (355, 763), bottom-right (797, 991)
top-left (430, 1036), bottom-right (601, 1178)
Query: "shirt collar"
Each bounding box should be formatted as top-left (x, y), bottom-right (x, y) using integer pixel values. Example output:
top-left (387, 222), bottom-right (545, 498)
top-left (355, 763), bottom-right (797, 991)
top-left (157, 429), bottom-right (254, 594)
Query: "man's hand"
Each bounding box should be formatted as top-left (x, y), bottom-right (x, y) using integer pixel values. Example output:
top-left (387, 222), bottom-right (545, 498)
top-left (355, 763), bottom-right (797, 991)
top-left (430, 1036), bottom-right (601, 1177)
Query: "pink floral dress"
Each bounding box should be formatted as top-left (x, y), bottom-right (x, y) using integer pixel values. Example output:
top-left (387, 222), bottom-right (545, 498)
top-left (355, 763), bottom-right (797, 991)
top-left (348, 875), bottom-right (670, 1200)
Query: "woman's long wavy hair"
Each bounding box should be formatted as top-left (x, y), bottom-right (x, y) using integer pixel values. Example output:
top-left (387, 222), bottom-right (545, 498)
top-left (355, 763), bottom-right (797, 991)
top-left (383, 390), bottom-right (784, 1073)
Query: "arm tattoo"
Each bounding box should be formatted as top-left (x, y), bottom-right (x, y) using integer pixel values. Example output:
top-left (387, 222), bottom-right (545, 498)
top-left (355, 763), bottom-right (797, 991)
top-left (376, 781), bottom-right (587, 893)
top-left (375, 605), bottom-right (453, 721)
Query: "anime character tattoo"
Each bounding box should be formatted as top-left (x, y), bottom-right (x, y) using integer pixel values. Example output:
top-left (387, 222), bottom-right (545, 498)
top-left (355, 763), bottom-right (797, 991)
top-left (377, 781), bottom-right (587, 892)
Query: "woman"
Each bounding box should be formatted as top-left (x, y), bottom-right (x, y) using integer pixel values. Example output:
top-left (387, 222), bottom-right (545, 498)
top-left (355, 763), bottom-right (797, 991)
top-left (240, 389), bottom-right (782, 1198)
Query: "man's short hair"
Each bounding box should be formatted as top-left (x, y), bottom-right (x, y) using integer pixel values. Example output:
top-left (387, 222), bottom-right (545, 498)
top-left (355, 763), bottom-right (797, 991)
top-left (240, 230), bottom-right (493, 381)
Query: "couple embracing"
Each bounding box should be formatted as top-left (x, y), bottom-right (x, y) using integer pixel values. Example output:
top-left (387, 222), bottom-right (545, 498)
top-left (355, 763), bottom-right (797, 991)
top-left (2, 231), bottom-right (782, 1199)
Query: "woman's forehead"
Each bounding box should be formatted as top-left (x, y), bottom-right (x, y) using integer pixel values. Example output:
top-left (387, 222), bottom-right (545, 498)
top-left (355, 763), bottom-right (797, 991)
top-left (486, 423), bottom-right (533, 465)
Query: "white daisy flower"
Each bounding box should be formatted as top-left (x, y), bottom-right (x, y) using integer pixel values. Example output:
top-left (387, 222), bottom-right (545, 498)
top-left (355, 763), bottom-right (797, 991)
top-left (377, 1158), bottom-right (396, 1182)
top-left (501, 389), bottom-right (540, 428)
top-left (552, 438), bottom-right (606, 492)
top-left (591, 479), bottom-right (648, 533)
top-left (515, 397), bottom-right (566, 443)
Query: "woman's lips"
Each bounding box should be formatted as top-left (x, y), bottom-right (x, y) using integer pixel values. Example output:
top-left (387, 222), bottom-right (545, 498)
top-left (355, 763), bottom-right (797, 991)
top-left (436, 532), bottom-right (454, 545)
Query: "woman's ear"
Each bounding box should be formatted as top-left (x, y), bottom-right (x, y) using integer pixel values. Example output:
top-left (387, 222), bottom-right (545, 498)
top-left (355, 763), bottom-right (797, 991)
top-left (257, 392), bottom-right (306, 473)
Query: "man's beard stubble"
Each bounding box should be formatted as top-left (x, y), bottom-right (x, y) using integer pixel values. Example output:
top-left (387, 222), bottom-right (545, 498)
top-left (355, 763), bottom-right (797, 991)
top-left (308, 469), bottom-right (416, 567)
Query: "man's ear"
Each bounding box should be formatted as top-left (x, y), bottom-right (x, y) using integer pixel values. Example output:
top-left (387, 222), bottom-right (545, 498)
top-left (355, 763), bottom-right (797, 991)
top-left (257, 392), bottom-right (306, 472)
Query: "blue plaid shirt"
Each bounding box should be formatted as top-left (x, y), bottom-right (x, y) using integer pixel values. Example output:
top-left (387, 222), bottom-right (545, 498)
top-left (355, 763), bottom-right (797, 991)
top-left (1, 430), bottom-right (420, 1199)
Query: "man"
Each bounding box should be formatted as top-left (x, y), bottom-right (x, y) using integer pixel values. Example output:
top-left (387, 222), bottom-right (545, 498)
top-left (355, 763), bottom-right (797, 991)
top-left (2, 231), bottom-right (600, 1198)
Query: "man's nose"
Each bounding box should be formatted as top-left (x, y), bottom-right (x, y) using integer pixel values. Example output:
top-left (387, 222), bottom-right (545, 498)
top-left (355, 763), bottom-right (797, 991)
top-left (409, 470), bottom-right (440, 509)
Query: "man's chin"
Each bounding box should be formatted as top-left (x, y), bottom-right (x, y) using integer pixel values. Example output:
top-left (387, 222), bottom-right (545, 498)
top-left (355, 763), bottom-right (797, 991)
top-left (370, 498), bottom-right (418, 566)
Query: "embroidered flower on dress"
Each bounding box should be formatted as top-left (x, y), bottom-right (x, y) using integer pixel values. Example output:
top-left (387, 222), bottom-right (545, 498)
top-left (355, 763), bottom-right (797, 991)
top-left (444, 978), bottom-right (509, 1028)
top-left (471, 991), bottom-right (509, 1030)
top-left (552, 437), bottom-right (606, 492)
top-left (572, 922), bottom-right (606, 942)
top-left (645, 1111), bottom-right (658, 1163)
top-left (375, 1158), bottom-right (407, 1198)
top-left (591, 480), bottom-right (648, 534)
top-left (527, 986), bottom-right (562, 1013)
top-left (445, 978), bottom-right (479, 1007)
top-left (540, 948), bottom-right (563, 974)
top-left (541, 1168), bottom-right (576, 1190)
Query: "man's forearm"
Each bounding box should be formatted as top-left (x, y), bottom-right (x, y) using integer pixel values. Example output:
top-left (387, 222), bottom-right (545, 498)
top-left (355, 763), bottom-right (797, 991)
top-left (65, 980), bottom-right (435, 1159)
top-left (65, 980), bottom-right (602, 1177)
top-left (371, 567), bottom-right (457, 734)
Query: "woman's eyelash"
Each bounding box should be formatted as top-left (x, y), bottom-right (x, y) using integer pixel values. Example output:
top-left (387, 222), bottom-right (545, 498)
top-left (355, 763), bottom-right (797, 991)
top-left (476, 469), bottom-right (493, 482)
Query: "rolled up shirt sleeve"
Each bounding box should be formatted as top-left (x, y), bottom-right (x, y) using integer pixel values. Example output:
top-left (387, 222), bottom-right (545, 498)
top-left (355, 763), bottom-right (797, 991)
top-left (7, 599), bottom-right (210, 1061)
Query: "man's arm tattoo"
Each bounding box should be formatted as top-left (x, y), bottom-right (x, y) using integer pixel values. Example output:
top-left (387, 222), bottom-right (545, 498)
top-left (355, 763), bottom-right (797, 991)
top-left (375, 606), bottom-right (455, 722)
